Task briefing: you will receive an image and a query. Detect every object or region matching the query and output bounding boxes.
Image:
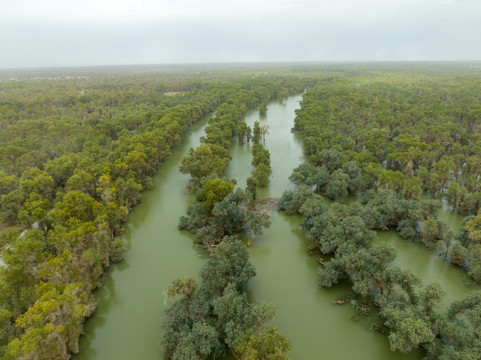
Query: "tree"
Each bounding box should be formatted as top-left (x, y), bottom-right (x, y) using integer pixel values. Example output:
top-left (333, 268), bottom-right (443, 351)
top-left (397, 219), bottom-right (418, 240)
top-left (469, 245), bottom-right (481, 282)
top-left (446, 182), bottom-right (461, 209)
top-left (197, 178), bottom-right (235, 215)
top-left (387, 314), bottom-right (435, 353)
top-left (448, 241), bottom-right (468, 267)
top-left (325, 170), bottom-right (349, 202)
top-left (167, 277), bottom-right (199, 300)
top-left (180, 144), bottom-right (231, 184)
top-left (420, 217), bottom-right (440, 247)
top-left (201, 237), bottom-right (256, 294)
top-left (65, 169), bottom-right (96, 196)
top-left (0, 171), bottom-right (18, 195)
top-left (259, 103), bottom-right (268, 116)
top-left (251, 145), bottom-right (270, 168)
top-left (19, 167), bottom-right (55, 201)
top-left (320, 149), bottom-right (341, 172)
top-left (246, 177), bottom-right (258, 200)
top-left (49, 190), bottom-right (104, 225)
top-left (213, 283), bottom-right (275, 347)
top-left (17, 192), bottom-right (51, 228)
top-left (0, 190), bottom-right (27, 224)
top-left (432, 156), bottom-right (455, 193)
top-left (465, 213), bottom-right (481, 245)
top-left (252, 163), bottom-right (271, 187)
top-left (278, 186), bottom-right (315, 215)
top-left (162, 237), bottom-right (283, 360)
top-left (5, 283), bottom-right (95, 360)
top-left (234, 326), bottom-right (291, 360)
top-left (260, 125), bottom-right (270, 143)
top-left (252, 121), bottom-right (261, 144)
top-left (237, 122), bottom-right (250, 144)
top-left (45, 154), bottom-right (78, 188)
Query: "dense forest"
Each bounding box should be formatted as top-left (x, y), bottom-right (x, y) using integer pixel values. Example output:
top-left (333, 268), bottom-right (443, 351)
top-left (167, 76), bottom-right (302, 358)
top-left (0, 67), bottom-right (311, 359)
top-left (1, 63), bottom-right (481, 359)
top-left (281, 69), bottom-right (481, 359)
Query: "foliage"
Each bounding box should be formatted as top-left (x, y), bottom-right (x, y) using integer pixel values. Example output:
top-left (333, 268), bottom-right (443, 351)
top-left (234, 326), bottom-right (291, 360)
top-left (197, 178), bottom-right (235, 214)
top-left (282, 68), bottom-right (481, 358)
top-left (180, 144), bottom-right (231, 184)
top-left (0, 69), bottom-right (308, 357)
top-left (162, 237), bottom-right (284, 359)
top-left (251, 143), bottom-right (272, 188)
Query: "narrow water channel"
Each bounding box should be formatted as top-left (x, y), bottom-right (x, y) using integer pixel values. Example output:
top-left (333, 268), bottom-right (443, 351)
top-left (226, 96), bottom-right (478, 359)
top-left (77, 96), bottom-right (478, 360)
top-left (76, 115), bottom-right (213, 360)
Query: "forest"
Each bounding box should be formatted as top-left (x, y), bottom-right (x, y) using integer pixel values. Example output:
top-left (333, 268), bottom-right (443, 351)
top-left (280, 67), bottom-right (481, 359)
top-left (0, 63), bottom-right (481, 359)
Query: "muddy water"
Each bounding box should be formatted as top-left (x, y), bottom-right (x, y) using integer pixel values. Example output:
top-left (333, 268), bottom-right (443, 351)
top-left (77, 96), bottom-right (476, 360)
top-left (76, 115), bottom-right (212, 360)
top-left (227, 96), bottom-right (476, 359)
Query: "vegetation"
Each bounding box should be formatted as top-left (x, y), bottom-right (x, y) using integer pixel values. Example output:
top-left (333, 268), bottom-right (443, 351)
top-left (3, 63), bottom-right (481, 359)
top-left (162, 237), bottom-right (289, 359)
top-left (177, 78), bottom-right (304, 247)
top-left (259, 102), bottom-right (268, 117)
top-left (280, 67), bottom-right (481, 359)
top-left (0, 68), bottom-right (309, 359)
top-left (0, 73), bottom-right (231, 358)
top-left (292, 71), bottom-right (481, 279)
top-left (169, 76), bottom-right (308, 359)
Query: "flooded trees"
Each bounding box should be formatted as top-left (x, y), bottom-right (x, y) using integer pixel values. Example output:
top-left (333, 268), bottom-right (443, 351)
top-left (162, 238), bottom-right (283, 360)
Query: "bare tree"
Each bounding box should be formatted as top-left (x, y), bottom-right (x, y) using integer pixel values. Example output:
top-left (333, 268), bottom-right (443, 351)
top-left (260, 125), bottom-right (270, 143)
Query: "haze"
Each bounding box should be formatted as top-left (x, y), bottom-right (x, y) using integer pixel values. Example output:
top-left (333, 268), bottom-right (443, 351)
top-left (1, 0), bottom-right (480, 69)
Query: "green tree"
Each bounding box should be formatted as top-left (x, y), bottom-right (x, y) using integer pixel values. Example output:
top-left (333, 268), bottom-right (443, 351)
top-left (19, 167), bottom-right (55, 201)
top-left (448, 241), bottom-right (468, 267)
top-left (197, 178), bottom-right (235, 215)
top-left (420, 217), bottom-right (440, 247)
top-left (17, 192), bottom-right (50, 228)
top-left (234, 326), bottom-right (291, 360)
top-left (0, 190), bottom-right (27, 224)
top-left (49, 190), bottom-right (104, 225)
top-left (469, 245), bottom-right (481, 282)
top-left (386, 314), bottom-right (435, 353)
top-left (325, 169), bottom-right (349, 202)
top-left (180, 144), bottom-right (231, 184)
top-left (252, 120), bottom-right (261, 144)
top-left (465, 213), bottom-right (481, 245)
top-left (246, 177), bottom-right (258, 200)
top-left (0, 171), bottom-right (18, 195)
top-left (259, 102), bottom-right (268, 116)
top-left (4, 283), bottom-right (94, 360)
top-left (252, 163), bottom-right (271, 187)
top-left (213, 283), bottom-right (275, 347)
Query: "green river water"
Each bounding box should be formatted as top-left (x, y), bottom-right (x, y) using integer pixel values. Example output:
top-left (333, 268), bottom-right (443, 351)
top-left (76, 95), bottom-right (478, 360)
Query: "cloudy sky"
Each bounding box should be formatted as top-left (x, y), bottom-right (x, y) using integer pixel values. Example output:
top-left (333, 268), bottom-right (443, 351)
top-left (0, 0), bottom-right (480, 68)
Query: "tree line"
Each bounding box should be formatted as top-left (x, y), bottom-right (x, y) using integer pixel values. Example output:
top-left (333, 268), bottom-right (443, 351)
top-left (282, 69), bottom-right (481, 359)
top-left (0, 70), bottom-right (310, 359)
top-left (167, 78), bottom-right (307, 358)
top-left (292, 72), bottom-right (481, 281)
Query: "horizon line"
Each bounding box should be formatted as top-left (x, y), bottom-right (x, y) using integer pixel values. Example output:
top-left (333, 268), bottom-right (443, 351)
top-left (2, 59), bottom-right (481, 72)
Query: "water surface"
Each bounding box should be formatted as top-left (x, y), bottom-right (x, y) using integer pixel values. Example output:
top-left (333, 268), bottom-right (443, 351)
top-left (77, 96), bottom-right (477, 360)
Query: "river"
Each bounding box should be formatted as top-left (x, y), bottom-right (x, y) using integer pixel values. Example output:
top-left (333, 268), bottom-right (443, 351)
top-left (75, 114), bottom-right (212, 360)
top-left (77, 95), bottom-right (478, 360)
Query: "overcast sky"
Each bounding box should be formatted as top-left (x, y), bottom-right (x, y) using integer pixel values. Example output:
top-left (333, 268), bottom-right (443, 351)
top-left (0, 0), bottom-right (480, 69)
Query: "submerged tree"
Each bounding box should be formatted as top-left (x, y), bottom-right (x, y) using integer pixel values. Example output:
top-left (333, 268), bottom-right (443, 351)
top-left (179, 143), bottom-right (231, 185)
top-left (259, 103), bottom-right (268, 116)
top-left (252, 121), bottom-right (261, 145)
top-left (162, 237), bottom-right (289, 359)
